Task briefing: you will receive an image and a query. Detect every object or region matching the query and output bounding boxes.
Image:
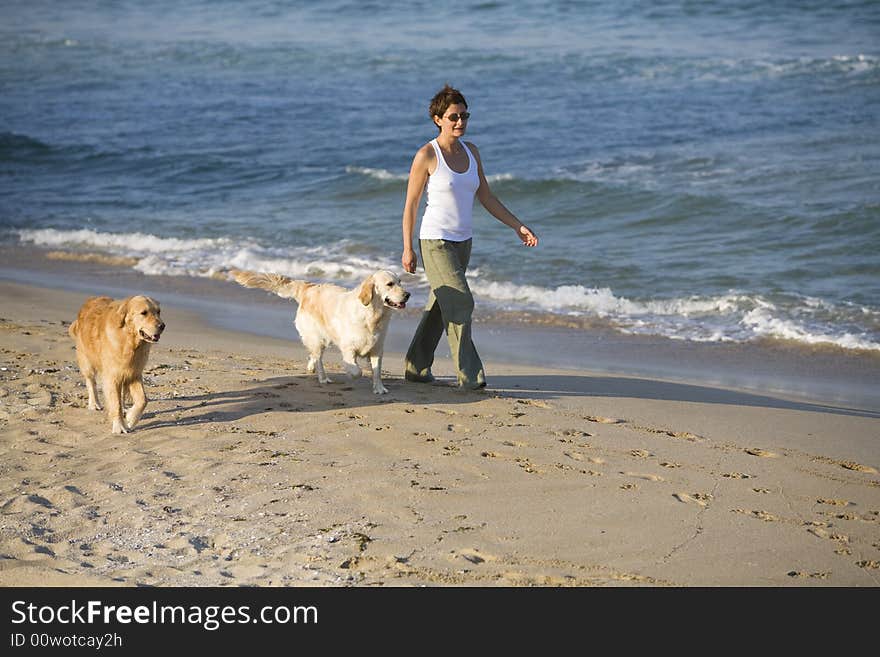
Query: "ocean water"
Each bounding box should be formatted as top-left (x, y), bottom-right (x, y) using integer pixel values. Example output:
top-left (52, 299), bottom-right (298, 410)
top-left (2, 0), bottom-right (879, 352)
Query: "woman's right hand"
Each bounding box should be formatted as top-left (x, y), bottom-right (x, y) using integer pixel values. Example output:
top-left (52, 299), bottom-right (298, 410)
top-left (402, 248), bottom-right (417, 274)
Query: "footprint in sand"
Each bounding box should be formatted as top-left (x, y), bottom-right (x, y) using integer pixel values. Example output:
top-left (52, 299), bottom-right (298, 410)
top-left (807, 526), bottom-right (831, 539)
top-left (674, 492), bottom-right (712, 507)
top-left (564, 451), bottom-right (603, 464)
top-left (816, 498), bottom-right (852, 507)
top-left (630, 449), bottom-right (652, 458)
top-left (28, 492), bottom-right (54, 507)
top-left (840, 461), bottom-right (878, 474)
top-left (623, 472), bottom-right (665, 482)
top-left (639, 426), bottom-right (703, 442)
top-left (516, 399), bottom-right (553, 409)
top-left (585, 415), bottom-right (623, 424)
top-left (666, 431), bottom-right (702, 442)
top-left (732, 509), bottom-right (777, 522)
top-left (722, 472), bottom-right (754, 479)
top-left (555, 429), bottom-right (591, 439)
top-left (25, 386), bottom-right (54, 408)
top-left (787, 571), bottom-right (831, 579)
top-left (455, 548), bottom-right (495, 565)
top-left (811, 455), bottom-right (879, 475)
top-left (515, 458), bottom-right (539, 473)
top-left (745, 448), bottom-right (777, 458)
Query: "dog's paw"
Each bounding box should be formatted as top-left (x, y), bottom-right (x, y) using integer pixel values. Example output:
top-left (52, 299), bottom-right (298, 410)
top-left (111, 421), bottom-right (128, 435)
top-left (88, 402), bottom-right (103, 411)
top-left (373, 384), bottom-right (389, 395)
top-left (318, 375), bottom-right (333, 384)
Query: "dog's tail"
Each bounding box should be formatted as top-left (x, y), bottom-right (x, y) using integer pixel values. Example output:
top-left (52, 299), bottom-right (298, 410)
top-left (68, 319), bottom-right (79, 339)
top-left (230, 269), bottom-right (311, 302)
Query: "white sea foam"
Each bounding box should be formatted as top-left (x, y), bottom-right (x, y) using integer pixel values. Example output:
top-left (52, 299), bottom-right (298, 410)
top-left (346, 165), bottom-right (514, 184)
top-left (18, 228), bottom-right (406, 285)
top-left (15, 228), bottom-right (879, 351)
top-left (648, 54), bottom-right (880, 84)
top-left (18, 228), bottom-right (226, 253)
top-left (472, 279), bottom-right (751, 319)
top-left (345, 166), bottom-right (406, 181)
top-left (470, 277), bottom-right (879, 350)
top-left (486, 173), bottom-right (515, 183)
top-left (741, 307), bottom-right (879, 351)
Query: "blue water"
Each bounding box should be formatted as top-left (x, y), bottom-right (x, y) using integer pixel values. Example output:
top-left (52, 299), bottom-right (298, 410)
top-left (2, 1), bottom-right (879, 350)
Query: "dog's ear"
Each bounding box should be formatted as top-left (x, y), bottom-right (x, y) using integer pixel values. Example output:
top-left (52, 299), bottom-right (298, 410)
top-left (115, 298), bottom-right (130, 328)
top-left (358, 275), bottom-right (374, 306)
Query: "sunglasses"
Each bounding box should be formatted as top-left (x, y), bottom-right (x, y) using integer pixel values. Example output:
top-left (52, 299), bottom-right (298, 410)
top-left (446, 112), bottom-right (471, 122)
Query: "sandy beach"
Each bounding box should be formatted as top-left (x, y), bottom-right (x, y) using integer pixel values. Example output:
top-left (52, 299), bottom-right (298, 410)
top-left (1, 273), bottom-right (879, 587)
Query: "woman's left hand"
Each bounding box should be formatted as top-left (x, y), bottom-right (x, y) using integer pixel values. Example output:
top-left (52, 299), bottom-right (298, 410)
top-left (517, 224), bottom-right (539, 247)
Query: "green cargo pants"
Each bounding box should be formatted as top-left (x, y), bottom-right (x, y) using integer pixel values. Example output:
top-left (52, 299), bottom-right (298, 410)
top-left (404, 238), bottom-right (486, 389)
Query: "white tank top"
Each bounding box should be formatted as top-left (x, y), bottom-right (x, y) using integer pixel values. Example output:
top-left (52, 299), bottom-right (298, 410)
top-left (419, 138), bottom-right (480, 241)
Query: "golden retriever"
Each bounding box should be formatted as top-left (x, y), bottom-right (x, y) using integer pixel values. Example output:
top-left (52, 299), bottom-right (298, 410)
top-left (232, 269), bottom-right (409, 394)
top-left (68, 295), bottom-right (165, 434)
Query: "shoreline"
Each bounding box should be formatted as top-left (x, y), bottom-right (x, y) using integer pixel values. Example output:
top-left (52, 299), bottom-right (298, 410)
top-left (1, 246), bottom-right (878, 411)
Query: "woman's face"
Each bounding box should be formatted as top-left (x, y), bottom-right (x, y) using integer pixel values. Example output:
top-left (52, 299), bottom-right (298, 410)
top-left (435, 102), bottom-right (469, 138)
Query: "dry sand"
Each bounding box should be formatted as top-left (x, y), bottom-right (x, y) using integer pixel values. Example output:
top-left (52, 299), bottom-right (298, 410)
top-left (1, 280), bottom-right (878, 587)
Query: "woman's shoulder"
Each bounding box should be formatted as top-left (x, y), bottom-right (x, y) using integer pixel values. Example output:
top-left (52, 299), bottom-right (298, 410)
top-left (413, 141), bottom-right (437, 164)
top-left (463, 140), bottom-right (482, 161)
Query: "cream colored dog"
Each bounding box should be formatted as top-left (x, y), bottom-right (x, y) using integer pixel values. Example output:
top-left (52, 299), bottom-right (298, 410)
top-left (68, 295), bottom-right (165, 434)
top-left (232, 269), bottom-right (410, 394)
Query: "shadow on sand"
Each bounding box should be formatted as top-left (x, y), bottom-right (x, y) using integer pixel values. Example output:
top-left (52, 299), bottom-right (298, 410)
top-left (489, 374), bottom-right (879, 419)
top-left (138, 374), bottom-right (483, 429)
top-left (139, 370), bottom-right (878, 430)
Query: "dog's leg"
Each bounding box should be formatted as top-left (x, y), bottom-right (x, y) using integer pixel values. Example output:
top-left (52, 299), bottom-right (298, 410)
top-left (125, 379), bottom-right (147, 430)
top-left (77, 353), bottom-right (102, 410)
top-left (103, 376), bottom-right (128, 434)
top-left (369, 353), bottom-right (388, 394)
top-left (308, 348), bottom-right (332, 384)
top-left (85, 373), bottom-right (102, 411)
top-left (341, 349), bottom-right (362, 380)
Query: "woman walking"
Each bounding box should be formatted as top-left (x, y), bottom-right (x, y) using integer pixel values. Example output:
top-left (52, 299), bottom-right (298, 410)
top-left (401, 84), bottom-right (538, 389)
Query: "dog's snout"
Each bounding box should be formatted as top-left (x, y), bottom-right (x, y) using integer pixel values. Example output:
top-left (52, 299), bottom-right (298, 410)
top-left (403, 291), bottom-right (411, 301)
top-left (157, 322), bottom-right (166, 332)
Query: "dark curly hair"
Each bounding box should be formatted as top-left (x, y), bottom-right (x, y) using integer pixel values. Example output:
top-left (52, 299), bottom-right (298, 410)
top-left (428, 84), bottom-right (467, 130)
